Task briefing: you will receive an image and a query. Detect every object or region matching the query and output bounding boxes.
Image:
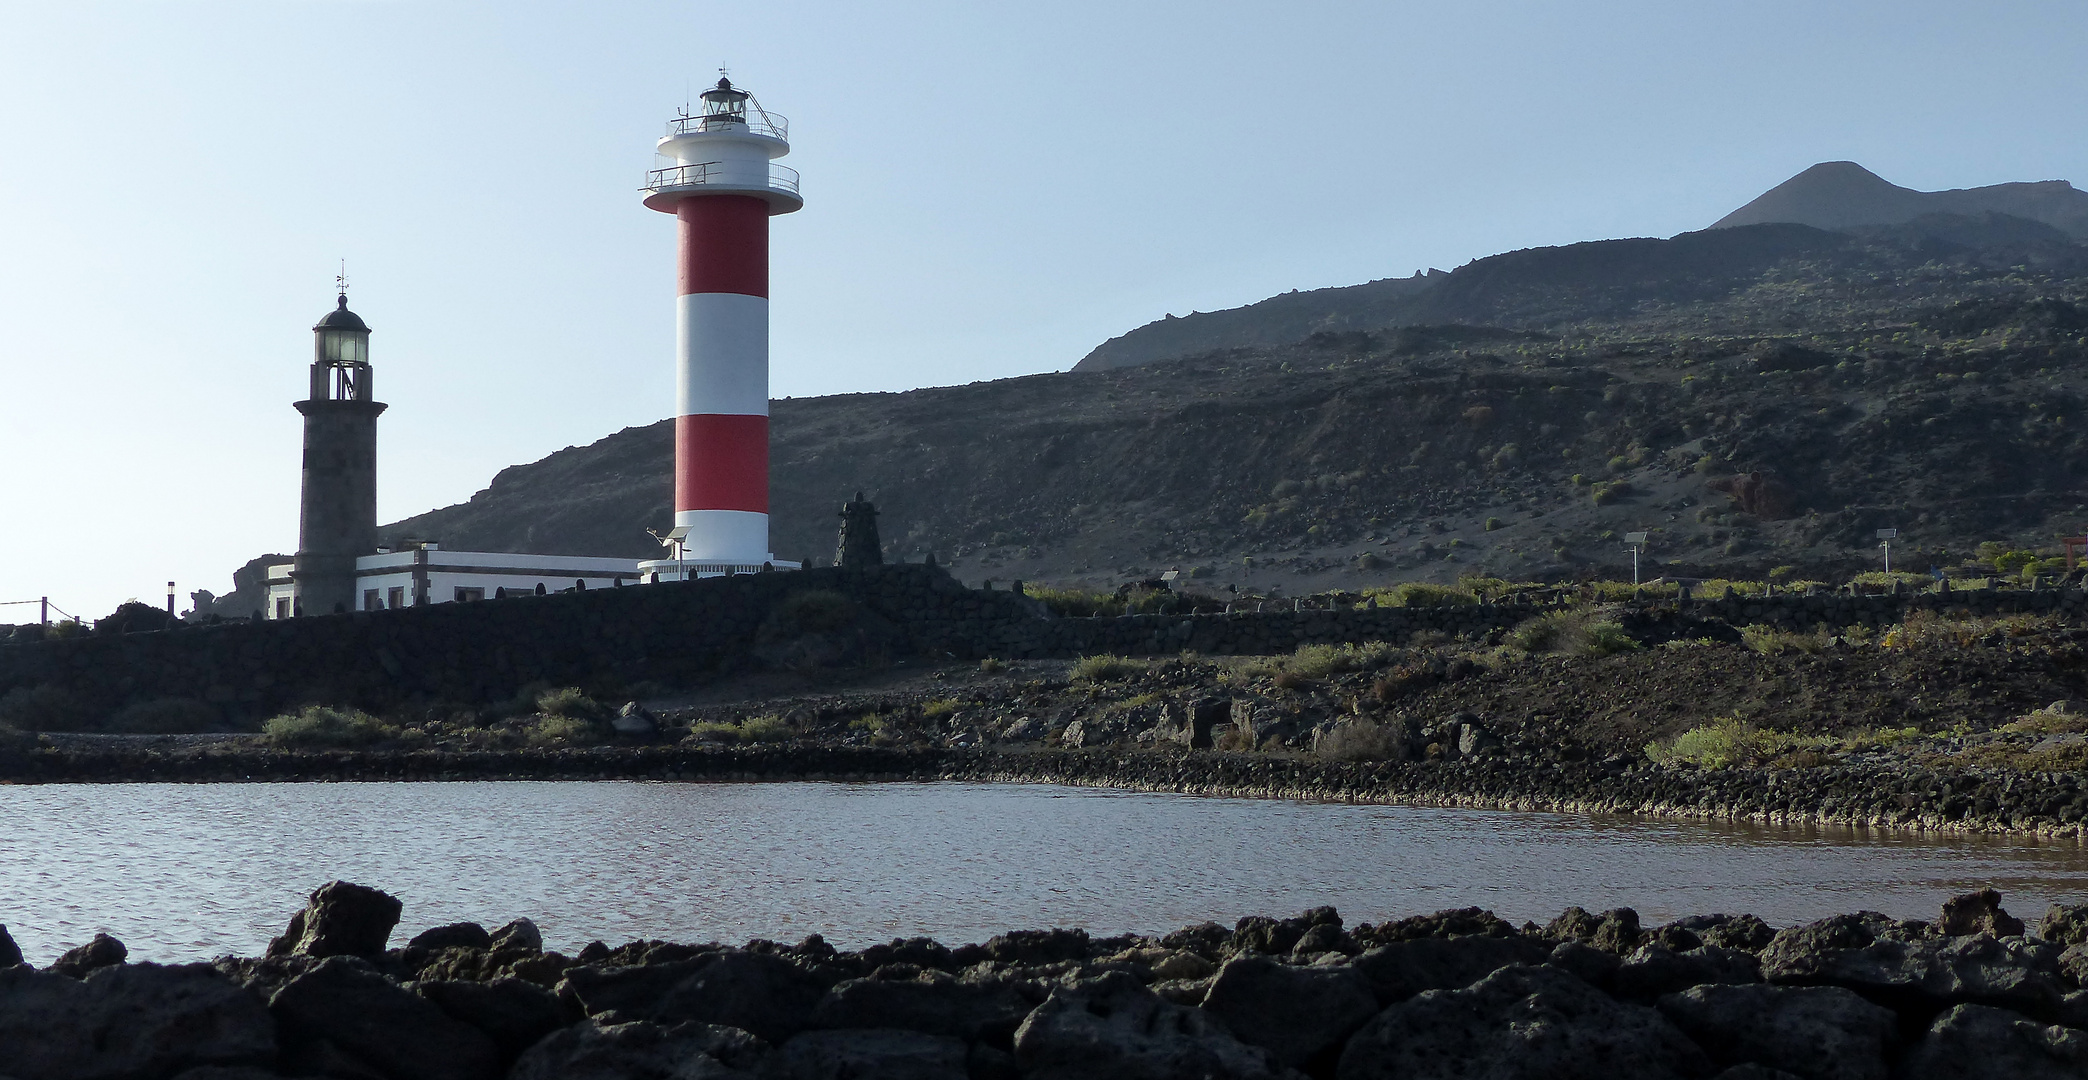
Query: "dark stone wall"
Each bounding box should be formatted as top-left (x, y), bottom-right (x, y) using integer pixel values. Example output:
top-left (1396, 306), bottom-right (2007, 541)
top-left (3, 563), bottom-right (2084, 725)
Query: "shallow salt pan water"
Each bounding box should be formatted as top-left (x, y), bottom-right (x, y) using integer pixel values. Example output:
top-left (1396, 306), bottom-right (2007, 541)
top-left (1, 780), bottom-right (2085, 963)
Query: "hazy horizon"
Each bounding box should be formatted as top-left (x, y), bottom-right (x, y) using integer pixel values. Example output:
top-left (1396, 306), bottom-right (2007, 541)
top-left (4, 0), bottom-right (2086, 620)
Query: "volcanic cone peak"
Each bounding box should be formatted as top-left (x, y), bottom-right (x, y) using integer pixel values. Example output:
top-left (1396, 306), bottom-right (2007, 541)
top-left (1715, 160), bottom-right (2088, 237)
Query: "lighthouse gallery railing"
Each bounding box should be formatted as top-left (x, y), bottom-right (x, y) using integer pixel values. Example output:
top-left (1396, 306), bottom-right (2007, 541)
top-left (644, 162), bottom-right (801, 196)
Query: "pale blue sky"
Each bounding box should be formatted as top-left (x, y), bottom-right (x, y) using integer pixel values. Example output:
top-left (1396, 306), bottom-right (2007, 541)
top-left (4, 0), bottom-right (2085, 620)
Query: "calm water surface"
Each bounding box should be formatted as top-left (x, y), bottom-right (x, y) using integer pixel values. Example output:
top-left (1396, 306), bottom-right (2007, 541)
top-left (2, 781), bottom-right (2086, 963)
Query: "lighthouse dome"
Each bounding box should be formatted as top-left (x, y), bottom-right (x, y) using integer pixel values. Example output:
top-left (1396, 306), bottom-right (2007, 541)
top-left (314, 294), bottom-right (369, 332)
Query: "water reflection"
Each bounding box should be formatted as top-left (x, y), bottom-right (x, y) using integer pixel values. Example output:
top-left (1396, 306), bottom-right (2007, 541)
top-left (1, 781), bottom-right (2083, 962)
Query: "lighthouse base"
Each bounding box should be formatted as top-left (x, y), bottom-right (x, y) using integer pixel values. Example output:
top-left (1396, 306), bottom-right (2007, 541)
top-left (637, 557), bottom-right (800, 582)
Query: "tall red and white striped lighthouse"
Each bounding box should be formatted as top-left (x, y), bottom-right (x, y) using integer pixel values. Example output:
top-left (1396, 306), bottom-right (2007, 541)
top-left (642, 77), bottom-right (803, 574)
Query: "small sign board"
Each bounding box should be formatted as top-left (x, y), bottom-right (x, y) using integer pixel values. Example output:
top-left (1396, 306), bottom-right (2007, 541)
top-left (1159, 570), bottom-right (1180, 582)
top-left (1624, 532), bottom-right (1649, 544)
top-left (1876, 528), bottom-right (1899, 539)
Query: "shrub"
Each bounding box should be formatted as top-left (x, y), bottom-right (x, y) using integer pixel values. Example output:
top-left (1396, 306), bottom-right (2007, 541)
top-left (1882, 611), bottom-right (2062, 650)
top-left (1849, 571), bottom-right (1934, 591)
top-left (1505, 609), bottom-right (1638, 657)
top-left (688, 715), bottom-right (793, 744)
top-left (1368, 582), bottom-right (1478, 607)
top-left (979, 657), bottom-right (1006, 674)
top-left (108, 697), bottom-right (223, 734)
top-left (1590, 480), bottom-right (1630, 505)
top-left (738, 715), bottom-right (792, 742)
top-left (1316, 720), bottom-right (1406, 762)
top-left (1072, 654), bottom-right (1146, 682)
top-left (535, 687), bottom-right (605, 721)
top-left (0, 685), bottom-right (93, 732)
top-left (921, 699), bottom-right (959, 719)
top-left (1287, 641), bottom-right (1398, 679)
top-left (1645, 717), bottom-right (1831, 768)
top-left (1025, 585), bottom-right (1126, 617)
top-left (265, 705), bottom-right (396, 748)
top-left (1484, 517), bottom-right (1504, 531)
top-left (1739, 624), bottom-right (1833, 655)
top-left (528, 713), bottom-right (606, 746)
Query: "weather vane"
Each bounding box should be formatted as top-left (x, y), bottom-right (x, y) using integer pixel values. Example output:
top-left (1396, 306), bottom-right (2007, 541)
top-left (336, 260), bottom-right (349, 298)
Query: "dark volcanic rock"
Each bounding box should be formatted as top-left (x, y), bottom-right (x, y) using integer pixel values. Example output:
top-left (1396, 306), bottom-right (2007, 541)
top-left (0, 961), bottom-right (277, 1080)
top-left (267, 880), bottom-right (404, 960)
top-left (1692, 915), bottom-right (1778, 954)
top-left (775, 1029), bottom-right (969, 1080)
top-left (558, 956), bottom-right (717, 1018)
top-left (1335, 963), bottom-right (1712, 1080)
top-left (648, 951), bottom-right (835, 1043)
top-left (1657, 982), bottom-right (1897, 1080)
top-left (1200, 954), bottom-right (1379, 1070)
top-left (0, 922), bottom-right (22, 967)
top-left (983, 927), bottom-right (1090, 966)
top-left (507, 1017), bottom-right (769, 1080)
top-left (1894, 1003), bottom-right (2088, 1079)
top-left (408, 922), bottom-right (494, 952)
top-left (1611, 944), bottom-right (1762, 1001)
top-left (416, 975), bottom-right (573, 1062)
top-left (48, 931), bottom-right (128, 977)
top-left (268, 955), bottom-right (498, 1080)
top-left (1759, 914), bottom-right (2064, 1017)
top-left (490, 917), bottom-right (544, 953)
top-left (1938, 889), bottom-right (2026, 938)
top-left (1546, 940), bottom-right (1624, 988)
top-left (809, 970), bottom-right (1035, 1044)
top-left (1347, 934), bottom-right (1552, 1005)
top-left (2041, 904), bottom-right (2088, 948)
top-left (1011, 969), bottom-right (1288, 1080)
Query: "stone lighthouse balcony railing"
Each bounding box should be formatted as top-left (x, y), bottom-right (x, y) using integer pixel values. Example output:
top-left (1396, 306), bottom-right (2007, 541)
top-left (666, 110), bottom-right (788, 141)
top-left (644, 162), bottom-right (801, 197)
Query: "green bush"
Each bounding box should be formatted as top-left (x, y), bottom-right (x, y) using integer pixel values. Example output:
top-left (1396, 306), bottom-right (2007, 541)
top-left (1739, 624), bottom-right (1832, 655)
top-left (1505, 609), bottom-right (1638, 657)
top-left (688, 715), bottom-right (793, 744)
top-left (1646, 717), bottom-right (1832, 768)
top-left (265, 705), bottom-right (396, 748)
top-left (535, 686), bottom-right (605, 721)
top-left (1071, 654), bottom-right (1147, 682)
top-left (1024, 584), bottom-right (1133, 617)
top-left (1367, 582), bottom-right (1478, 607)
top-left (1287, 642), bottom-right (1398, 679)
top-left (527, 713), bottom-right (606, 746)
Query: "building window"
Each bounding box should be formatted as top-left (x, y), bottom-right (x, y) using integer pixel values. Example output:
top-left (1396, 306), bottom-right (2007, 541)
top-left (363, 589), bottom-right (381, 611)
top-left (388, 587), bottom-right (406, 609)
top-left (275, 598), bottom-right (291, 619)
top-left (454, 587), bottom-right (485, 603)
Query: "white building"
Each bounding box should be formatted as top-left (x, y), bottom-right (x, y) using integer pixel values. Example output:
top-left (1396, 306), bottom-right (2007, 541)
top-left (263, 544), bottom-right (646, 619)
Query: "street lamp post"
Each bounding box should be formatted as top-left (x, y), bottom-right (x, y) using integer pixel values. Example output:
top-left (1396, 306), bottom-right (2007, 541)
top-left (1877, 529), bottom-right (1898, 574)
top-left (1624, 532), bottom-right (1649, 585)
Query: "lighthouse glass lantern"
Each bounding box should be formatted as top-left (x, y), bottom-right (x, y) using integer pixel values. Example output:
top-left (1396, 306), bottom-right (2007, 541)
top-left (699, 78), bottom-right (749, 127)
top-left (312, 295), bottom-right (373, 402)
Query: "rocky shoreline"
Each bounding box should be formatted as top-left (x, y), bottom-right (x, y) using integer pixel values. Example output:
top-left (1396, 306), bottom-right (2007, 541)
top-left (2, 741), bottom-right (2085, 840)
top-left (9, 881), bottom-right (2088, 1079)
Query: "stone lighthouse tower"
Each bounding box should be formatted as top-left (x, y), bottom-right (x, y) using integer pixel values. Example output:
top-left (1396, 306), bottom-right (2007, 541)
top-left (291, 291), bottom-right (385, 615)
